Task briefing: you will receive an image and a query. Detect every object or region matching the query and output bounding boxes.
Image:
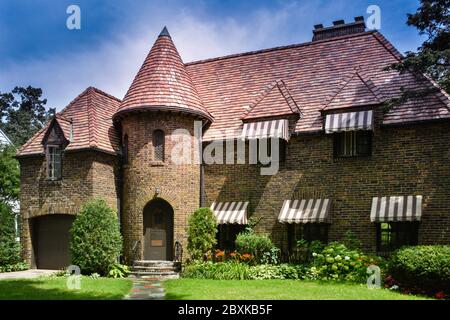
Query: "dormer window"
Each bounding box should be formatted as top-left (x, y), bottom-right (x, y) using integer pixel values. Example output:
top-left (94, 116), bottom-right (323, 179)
top-left (47, 145), bottom-right (62, 180)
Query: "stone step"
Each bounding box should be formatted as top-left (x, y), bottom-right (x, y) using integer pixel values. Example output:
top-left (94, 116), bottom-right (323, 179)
top-left (129, 272), bottom-right (180, 280)
top-left (133, 260), bottom-right (176, 267)
top-left (131, 266), bottom-right (177, 272)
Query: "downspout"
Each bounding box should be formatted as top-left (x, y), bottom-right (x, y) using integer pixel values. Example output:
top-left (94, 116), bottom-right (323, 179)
top-left (199, 120), bottom-right (208, 208)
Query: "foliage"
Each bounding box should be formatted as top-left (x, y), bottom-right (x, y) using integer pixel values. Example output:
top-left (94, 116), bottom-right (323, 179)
top-left (0, 145), bottom-right (20, 202)
top-left (0, 262), bottom-right (29, 273)
top-left (388, 245), bottom-right (450, 293)
top-left (70, 199), bottom-right (122, 276)
top-left (384, 0), bottom-right (450, 111)
top-left (183, 261), bottom-right (251, 280)
top-left (291, 239), bottom-right (326, 264)
top-left (182, 261), bottom-right (306, 280)
top-left (187, 207), bottom-right (217, 261)
top-left (235, 231), bottom-right (279, 265)
top-left (0, 202), bottom-right (21, 267)
top-left (343, 230), bottom-right (362, 250)
top-left (108, 264), bottom-right (130, 279)
top-left (0, 86), bottom-right (55, 146)
top-left (308, 242), bottom-right (385, 282)
top-left (249, 264), bottom-right (307, 280)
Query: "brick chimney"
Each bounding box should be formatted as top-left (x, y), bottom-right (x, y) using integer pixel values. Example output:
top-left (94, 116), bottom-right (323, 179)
top-left (312, 16), bottom-right (366, 41)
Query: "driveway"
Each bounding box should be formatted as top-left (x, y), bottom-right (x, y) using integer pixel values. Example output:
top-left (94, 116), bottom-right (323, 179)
top-left (0, 269), bottom-right (57, 280)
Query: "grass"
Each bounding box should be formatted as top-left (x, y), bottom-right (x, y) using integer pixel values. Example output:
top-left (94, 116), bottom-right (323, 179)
top-left (0, 276), bottom-right (133, 300)
top-left (164, 279), bottom-right (430, 300)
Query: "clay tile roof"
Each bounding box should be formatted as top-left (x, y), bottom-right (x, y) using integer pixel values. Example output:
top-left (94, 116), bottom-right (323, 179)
top-left (185, 31), bottom-right (450, 140)
top-left (322, 67), bottom-right (384, 110)
top-left (17, 87), bottom-right (121, 157)
top-left (114, 27), bottom-right (213, 122)
top-left (242, 80), bottom-right (301, 120)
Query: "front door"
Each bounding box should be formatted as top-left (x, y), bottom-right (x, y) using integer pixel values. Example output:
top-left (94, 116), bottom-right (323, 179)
top-left (143, 199), bottom-right (173, 260)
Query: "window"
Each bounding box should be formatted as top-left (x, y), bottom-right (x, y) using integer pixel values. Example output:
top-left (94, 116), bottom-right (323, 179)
top-left (217, 224), bottom-right (246, 251)
top-left (376, 222), bottom-right (419, 255)
top-left (123, 135), bottom-right (129, 165)
top-left (288, 223), bottom-right (329, 251)
top-left (334, 131), bottom-right (372, 157)
top-left (47, 145), bottom-right (62, 180)
top-left (153, 130), bottom-right (165, 162)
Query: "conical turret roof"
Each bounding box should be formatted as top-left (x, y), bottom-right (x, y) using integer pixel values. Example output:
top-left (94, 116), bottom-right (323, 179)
top-left (114, 27), bottom-right (213, 122)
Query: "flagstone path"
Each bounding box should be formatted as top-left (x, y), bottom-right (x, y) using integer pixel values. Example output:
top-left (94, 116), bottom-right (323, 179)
top-left (124, 277), bottom-right (165, 300)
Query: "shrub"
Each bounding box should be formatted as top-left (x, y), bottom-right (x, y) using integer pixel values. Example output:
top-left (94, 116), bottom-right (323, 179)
top-left (183, 261), bottom-right (251, 280)
top-left (187, 208), bottom-right (217, 261)
top-left (388, 245), bottom-right (450, 293)
top-left (0, 202), bottom-right (21, 267)
top-left (309, 242), bottom-right (385, 282)
top-left (182, 261), bottom-right (306, 280)
top-left (249, 264), bottom-right (306, 280)
top-left (108, 263), bottom-right (130, 278)
top-left (235, 231), bottom-right (279, 264)
top-left (0, 262), bottom-right (29, 273)
top-left (70, 198), bottom-right (122, 276)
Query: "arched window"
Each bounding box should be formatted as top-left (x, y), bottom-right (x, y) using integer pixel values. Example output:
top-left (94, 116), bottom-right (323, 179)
top-left (153, 130), bottom-right (165, 162)
top-left (123, 134), bottom-right (129, 164)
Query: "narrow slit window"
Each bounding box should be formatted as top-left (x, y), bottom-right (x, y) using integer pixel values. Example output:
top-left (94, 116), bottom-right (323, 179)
top-left (47, 145), bottom-right (62, 180)
top-left (153, 130), bottom-right (165, 162)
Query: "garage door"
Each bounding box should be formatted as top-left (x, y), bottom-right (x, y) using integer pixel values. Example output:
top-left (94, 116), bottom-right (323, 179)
top-left (33, 215), bottom-right (75, 269)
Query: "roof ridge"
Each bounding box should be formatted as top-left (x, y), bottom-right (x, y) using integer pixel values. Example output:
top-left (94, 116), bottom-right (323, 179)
top-left (90, 86), bottom-right (122, 103)
top-left (186, 31), bottom-right (377, 66)
top-left (242, 79), bottom-right (301, 120)
top-left (87, 88), bottom-right (99, 148)
top-left (276, 80), bottom-right (302, 115)
top-left (322, 67), bottom-right (382, 110)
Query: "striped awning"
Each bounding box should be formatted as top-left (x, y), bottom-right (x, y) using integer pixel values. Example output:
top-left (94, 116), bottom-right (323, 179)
top-left (325, 110), bottom-right (373, 133)
top-left (278, 199), bottom-right (332, 224)
top-left (370, 196), bottom-right (423, 222)
top-left (242, 119), bottom-right (290, 141)
top-left (210, 201), bottom-right (249, 224)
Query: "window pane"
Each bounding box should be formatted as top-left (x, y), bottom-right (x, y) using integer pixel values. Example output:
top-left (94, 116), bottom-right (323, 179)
top-left (47, 146), bottom-right (62, 179)
top-left (153, 130), bottom-right (165, 161)
top-left (356, 131), bottom-right (371, 156)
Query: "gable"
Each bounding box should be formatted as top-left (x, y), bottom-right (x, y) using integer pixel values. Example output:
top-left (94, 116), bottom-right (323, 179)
top-left (41, 118), bottom-right (70, 147)
top-left (242, 80), bottom-right (301, 120)
top-left (323, 69), bottom-right (383, 111)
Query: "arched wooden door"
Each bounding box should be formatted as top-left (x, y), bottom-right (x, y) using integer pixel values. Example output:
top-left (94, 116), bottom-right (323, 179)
top-left (143, 199), bottom-right (174, 261)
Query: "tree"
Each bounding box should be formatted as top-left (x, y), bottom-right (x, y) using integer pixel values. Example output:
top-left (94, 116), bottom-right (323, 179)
top-left (385, 0), bottom-right (449, 110)
top-left (0, 86), bottom-right (55, 146)
top-left (0, 202), bottom-right (21, 267)
top-left (187, 207), bottom-right (217, 261)
top-left (0, 145), bottom-right (20, 203)
top-left (70, 199), bottom-right (122, 275)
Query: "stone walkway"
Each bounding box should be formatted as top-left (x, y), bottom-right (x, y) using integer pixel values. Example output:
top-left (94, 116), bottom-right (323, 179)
top-left (124, 277), bottom-right (165, 300)
top-left (0, 269), bottom-right (56, 280)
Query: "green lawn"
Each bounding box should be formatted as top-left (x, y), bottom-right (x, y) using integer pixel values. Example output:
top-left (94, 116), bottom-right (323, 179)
top-left (164, 279), bottom-right (429, 300)
top-left (0, 276), bottom-right (132, 300)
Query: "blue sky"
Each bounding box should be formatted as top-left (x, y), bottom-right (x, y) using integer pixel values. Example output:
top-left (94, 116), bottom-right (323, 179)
top-left (0, 0), bottom-right (425, 110)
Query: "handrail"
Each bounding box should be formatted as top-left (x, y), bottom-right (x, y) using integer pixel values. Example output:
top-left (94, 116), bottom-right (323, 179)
top-left (131, 240), bottom-right (141, 266)
top-left (174, 240), bottom-right (183, 263)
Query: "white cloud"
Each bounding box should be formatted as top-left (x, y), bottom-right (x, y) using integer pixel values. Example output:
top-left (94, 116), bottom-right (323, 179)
top-left (1, 0), bottom-right (404, 110)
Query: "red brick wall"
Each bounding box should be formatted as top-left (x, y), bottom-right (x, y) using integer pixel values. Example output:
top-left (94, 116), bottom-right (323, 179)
top-left (204, 121), bottom-right (450, 253)
top-left (18, 150), bottom-right (119, 266)
top-left (120, 112), bottom-right (201, 263)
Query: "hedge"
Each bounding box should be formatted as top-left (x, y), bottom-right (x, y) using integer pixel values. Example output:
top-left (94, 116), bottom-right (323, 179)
top-left (388, 245), bottom-right (450, 292)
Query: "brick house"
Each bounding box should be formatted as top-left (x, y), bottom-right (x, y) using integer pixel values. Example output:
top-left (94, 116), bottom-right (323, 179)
top-left (17, 19), bottom-right (450, 269)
